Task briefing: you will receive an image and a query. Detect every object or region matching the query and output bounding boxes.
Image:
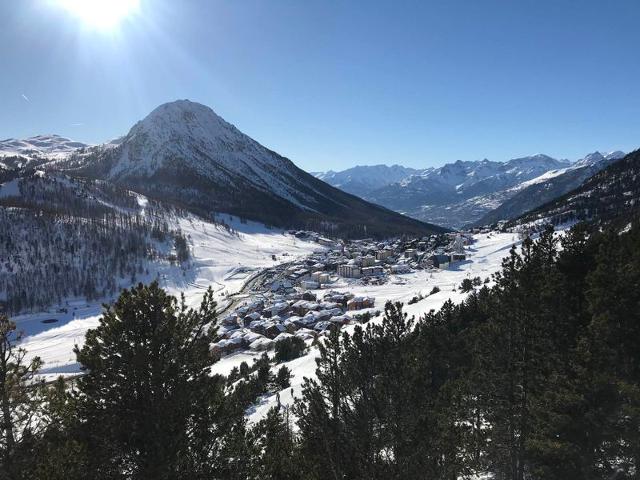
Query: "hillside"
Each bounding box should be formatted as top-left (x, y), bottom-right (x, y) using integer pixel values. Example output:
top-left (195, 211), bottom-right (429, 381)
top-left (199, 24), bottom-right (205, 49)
top-left (475, 150), bottom-right (625, 226)
top-left (0, 169), bottom-right (190, 313)
top-left (514, 149), bottom-right (640, 227)
top-left (55, 100), bottom-right (444, 238)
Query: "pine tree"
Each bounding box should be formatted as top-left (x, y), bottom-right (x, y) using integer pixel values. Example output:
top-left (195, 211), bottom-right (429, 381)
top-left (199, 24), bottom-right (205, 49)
top-left (0, 314), bottom-right (45, 479)
top-left (73, 282), bottom-right (224, 479)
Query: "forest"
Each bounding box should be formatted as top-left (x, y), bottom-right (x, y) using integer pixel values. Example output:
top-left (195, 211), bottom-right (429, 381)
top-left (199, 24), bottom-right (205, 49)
top-left (0, 171), bottom-right (190, 313)
top-left (0, 220), bottom-right (638, 479)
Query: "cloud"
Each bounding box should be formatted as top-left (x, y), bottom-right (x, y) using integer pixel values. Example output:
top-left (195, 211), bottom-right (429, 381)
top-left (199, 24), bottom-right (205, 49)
top-left (71, 122), bottom-right (84, 126)
top-left (21, 94), bottom-right (30, 102)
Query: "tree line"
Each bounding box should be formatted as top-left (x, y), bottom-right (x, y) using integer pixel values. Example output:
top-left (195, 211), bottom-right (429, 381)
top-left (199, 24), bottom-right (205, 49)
top-left (0, 221), bottom-right (638, 479)
top-left (0, 172), bottom-right (190, 314)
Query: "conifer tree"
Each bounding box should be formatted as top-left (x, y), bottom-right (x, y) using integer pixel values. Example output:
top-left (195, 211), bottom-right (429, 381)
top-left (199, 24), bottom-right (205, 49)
top-left (0, 314), bottom-right (45, 479)
top-left (73, 282), bottom-right (224, 479)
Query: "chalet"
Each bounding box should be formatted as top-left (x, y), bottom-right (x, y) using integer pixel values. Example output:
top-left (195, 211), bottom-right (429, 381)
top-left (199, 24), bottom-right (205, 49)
top-left (264, 322), bottom-right (287, 339)
top-left (271, 301), bottom-right (289, 316)
top-left (249, 337), bottom-right (274, 351)
top-left (314, 321), bottom-right (333, 332)
top-left (292, 300), bottom-right (320, 316)
top-left (323, 292), bottom-right (353, 307)
top-left (295, 328), bottom-right (317, 341)
top-left (302, 291), bottom-right (317, 301)
top-left (347, 296), bottom-right (375, 311)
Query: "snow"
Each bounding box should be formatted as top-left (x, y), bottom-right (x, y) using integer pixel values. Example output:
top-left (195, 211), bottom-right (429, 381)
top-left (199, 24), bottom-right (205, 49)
top-left (17, 212), bottom-right (321, 381)
top-left (245, 231), bottom-right (523, 424)
top-left (0, 134), bottom-right (88, 160)
top-left (99, 100), bottom-right (321, 210)
top-left (17, 224), bottom-right (520, 406)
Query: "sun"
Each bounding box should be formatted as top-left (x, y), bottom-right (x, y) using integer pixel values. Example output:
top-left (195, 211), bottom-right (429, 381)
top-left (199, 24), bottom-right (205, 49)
top-left (58, 0), bottom-right (140, 31)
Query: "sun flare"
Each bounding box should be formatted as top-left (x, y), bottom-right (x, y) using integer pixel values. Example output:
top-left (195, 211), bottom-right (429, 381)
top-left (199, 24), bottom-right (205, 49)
top-left (58, 0), bottom-right (140, 30)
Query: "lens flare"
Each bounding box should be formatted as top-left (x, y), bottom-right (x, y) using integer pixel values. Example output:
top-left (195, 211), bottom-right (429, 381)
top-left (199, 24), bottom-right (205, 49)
top-left (58, 0), bottom-right (140, 30)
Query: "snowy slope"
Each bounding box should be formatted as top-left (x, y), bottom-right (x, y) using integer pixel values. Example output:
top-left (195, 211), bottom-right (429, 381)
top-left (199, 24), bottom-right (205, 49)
top-left (476, 150), bottom-right (627, 226)
top-left (0, 135), bottom-right (88, 164)
top-left (55, 100), bottom-right (443, 238)
top-left (513, 149), bottom-right (640, 227)
top-left (18, 212), bottom-right (323, 381)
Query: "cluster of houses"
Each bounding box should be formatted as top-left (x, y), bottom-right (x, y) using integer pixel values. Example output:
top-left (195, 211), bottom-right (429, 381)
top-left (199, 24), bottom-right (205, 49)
top-left (275, 233), bottom-right (473, 287)
top-left (211, 231), bottom-right (475, 358)
top-left (211, 289), bottom-right (375, 357)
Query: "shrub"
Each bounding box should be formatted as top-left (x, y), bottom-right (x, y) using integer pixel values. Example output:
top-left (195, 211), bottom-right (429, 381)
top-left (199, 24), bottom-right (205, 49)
top-left (274, 336), bottom-right (306, 363)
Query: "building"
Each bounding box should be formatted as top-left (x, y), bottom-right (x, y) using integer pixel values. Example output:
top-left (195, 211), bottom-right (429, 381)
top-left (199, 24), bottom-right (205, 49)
top-left (404, 249), bottom-right (417, 259)
top-left (429, 254), bottom-right (451, 269)
top-left (391, 264), bottom-right (411, 274)
top-left (362, 266), bottom-right (384, 276)
top-left (361, 255), bottom-right (376, 267)
top-left (376, 249), bottom-right (393, 261)
top-left (347, 296), bottom-right (375, 311)
top-left (337, 263), bottom-right (361, 278)
top-left (300, 280), bottom-right (320, 290)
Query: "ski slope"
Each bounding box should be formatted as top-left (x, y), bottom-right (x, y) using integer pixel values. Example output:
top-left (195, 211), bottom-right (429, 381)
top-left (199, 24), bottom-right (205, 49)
top-left (16, 214), bottom-right (322, 381)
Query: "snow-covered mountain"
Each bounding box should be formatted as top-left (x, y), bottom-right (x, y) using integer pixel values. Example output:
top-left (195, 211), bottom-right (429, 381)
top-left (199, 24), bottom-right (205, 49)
top-left (314, 164), bottom-right (421, 197)
top-left (0, 135), bottom-right (88, 168)
top-left (317, 151), bottom-right (627, 229)
top-left (317, 154), bottom-right (574, 228)
top-left (475, 150), bottom-right (626, 227)
top-left (55, 100), bottom-right (444, 237)
top-left (512, 149), bottom-right (640, 227)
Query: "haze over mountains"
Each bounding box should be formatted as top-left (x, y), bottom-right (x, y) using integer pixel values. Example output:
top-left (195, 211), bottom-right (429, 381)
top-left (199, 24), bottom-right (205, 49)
top-left (315, 151), bottom-right (625, 228)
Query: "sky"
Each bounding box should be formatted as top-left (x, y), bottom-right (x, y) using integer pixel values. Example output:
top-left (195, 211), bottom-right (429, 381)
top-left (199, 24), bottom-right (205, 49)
top-left (1, 0), bottom-right (639, 171)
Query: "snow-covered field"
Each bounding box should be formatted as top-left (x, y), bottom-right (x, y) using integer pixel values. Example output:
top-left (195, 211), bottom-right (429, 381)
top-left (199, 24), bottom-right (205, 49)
top-left (16, 214), bottom-right (322, 381)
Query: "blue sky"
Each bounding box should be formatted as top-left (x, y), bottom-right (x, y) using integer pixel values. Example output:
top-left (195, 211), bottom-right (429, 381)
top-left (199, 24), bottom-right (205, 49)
top-left (1, 0), bottom-right (639, 171)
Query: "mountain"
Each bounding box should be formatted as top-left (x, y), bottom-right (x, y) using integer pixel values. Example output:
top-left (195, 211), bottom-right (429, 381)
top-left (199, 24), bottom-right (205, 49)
top-left (55, 100), bottom-right (444, 237)
top-left (475, 150), bottom-right (626, 227)
top-left (512, 149), bottom-right (640, 227)
top-left (0, 134), bottom-right (89, 169)
top-left (314, 164), bottom-right (421, 197)
top-left (318, 154), bottom-right (572, 228)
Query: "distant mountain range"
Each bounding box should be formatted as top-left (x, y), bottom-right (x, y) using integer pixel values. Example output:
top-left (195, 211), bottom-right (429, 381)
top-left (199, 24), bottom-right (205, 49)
top-left (2, 102), bottom-right (629, 233)
top-left (315, 151), bottom-right (625, 228)
top-left (1, 100), bottom-right (444, 238)
top-left (513, 149), bottom-right (640, 228)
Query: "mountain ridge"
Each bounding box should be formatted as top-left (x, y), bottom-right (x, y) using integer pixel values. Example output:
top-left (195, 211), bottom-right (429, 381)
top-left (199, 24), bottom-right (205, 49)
top-left (49, 100), bottom-right (446, 237)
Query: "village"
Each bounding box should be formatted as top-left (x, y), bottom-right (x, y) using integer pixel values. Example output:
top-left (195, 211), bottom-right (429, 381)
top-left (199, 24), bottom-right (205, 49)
top-left (211, 230), bottom-right (474, 357)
